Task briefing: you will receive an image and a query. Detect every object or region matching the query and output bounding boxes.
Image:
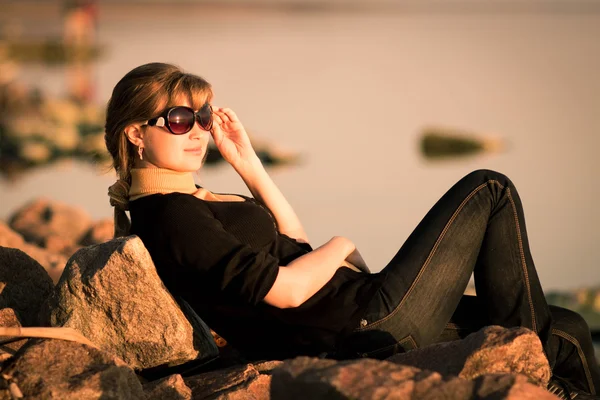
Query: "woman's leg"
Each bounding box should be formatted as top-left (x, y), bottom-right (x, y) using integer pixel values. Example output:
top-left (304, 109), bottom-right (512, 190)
top-left (438, 297), bottom-right (600, 395)
top-left (547, 305), bottom-right (600, 394)
top-left (340, 169), bottom-right (552, 359)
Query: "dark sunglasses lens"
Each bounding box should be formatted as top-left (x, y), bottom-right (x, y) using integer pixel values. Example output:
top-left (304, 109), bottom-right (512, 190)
top-left (168, 107), bottom-right (195, 134)
top-left (197, 104), bottom-right (213, 130)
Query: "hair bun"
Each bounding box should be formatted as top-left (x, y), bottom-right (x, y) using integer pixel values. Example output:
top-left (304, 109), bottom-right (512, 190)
top-left (108, 180), bottom-right (131, 211)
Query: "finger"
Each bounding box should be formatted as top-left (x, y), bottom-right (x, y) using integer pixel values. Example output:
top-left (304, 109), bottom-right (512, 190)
top-left (220, 108), bottom-right (239, 122)
top-left (215, 108), bottom-right (231, 124)
top-left (212, 113), bottom-right (225, 132)
top-left (210, 124), bottom-right (223, 146)
top-left (212, 112), bottom-right (224, 125)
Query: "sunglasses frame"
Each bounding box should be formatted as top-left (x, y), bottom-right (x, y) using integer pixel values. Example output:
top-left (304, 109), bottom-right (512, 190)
top-left (143, 104), bottom-right (213, 135)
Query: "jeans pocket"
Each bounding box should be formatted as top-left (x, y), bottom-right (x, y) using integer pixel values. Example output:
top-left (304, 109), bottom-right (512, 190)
top-left (362, 334), bottom-right (418, 359)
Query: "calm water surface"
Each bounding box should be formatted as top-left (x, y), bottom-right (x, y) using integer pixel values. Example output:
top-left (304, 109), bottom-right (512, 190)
top-left (2, 4), bottom-right (599, 290)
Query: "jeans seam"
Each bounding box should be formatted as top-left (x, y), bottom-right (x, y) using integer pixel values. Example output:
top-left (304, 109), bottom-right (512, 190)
top-left (405, 335), bottom-right (418, 349)
top-left (506, 187), bottom-right (537, 333)
top-left (552, 328), bottom-right (596, 395)
top-left (356, 181), bottom-right (491, 331)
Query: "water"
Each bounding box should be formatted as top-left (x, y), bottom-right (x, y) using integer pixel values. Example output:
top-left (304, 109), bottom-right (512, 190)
top-left (1, 3), bottom-right (599, 291)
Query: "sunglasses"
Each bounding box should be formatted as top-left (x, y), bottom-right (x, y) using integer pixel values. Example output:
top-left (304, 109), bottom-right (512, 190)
top-left (143, 104), bottom-right (213, 134)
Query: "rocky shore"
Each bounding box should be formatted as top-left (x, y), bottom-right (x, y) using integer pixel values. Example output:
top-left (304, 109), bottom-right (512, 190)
top-left (0, 198), bottom-right (595, 399)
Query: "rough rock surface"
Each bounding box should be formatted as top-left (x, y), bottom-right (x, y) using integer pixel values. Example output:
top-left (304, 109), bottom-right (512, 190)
top-left (0, 247), bottom-right (53, 326)
top-left (254, 360), bottom-right (284, 374)
top-left (388, 325), bottom-right (551, 387)
top-left (0, 221), bottom-right (66, 283)
top-left (271, 357), bottom-right (557, 400)
top-left (0, 308), bottom-right (28, 359)
top-left (43, 236), bottom-right (218, 370)
top-left (0, 339), bottom-right (144, 399)
top-left (8, 198), bottom-right (92, 248)
top-left (144, 374), bottom-right (192, 400)
top-left (185, 363), bottom-right (272, 400)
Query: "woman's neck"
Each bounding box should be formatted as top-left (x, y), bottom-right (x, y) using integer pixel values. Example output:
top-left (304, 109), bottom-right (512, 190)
top-left (129, 168), bottom-right (199, 201)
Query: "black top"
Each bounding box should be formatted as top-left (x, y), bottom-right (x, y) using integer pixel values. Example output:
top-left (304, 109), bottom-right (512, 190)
top-left (129, 192), bottom-right (383, 360)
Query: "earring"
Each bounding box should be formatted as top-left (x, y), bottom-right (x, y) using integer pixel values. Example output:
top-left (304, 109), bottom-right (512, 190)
top-left (138, 146), bottom-right (144, 161)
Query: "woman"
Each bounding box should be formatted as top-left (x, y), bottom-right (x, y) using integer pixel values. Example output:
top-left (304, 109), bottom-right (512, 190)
top-left (106, 63), bottom-right (599, 398)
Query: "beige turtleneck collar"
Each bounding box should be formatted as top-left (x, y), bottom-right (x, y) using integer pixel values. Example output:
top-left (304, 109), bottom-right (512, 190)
top-left (129, 168), bottom-right (199, 201)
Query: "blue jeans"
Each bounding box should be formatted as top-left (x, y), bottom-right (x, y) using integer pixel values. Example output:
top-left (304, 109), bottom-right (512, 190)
top-left (338, 170), bottom-right (600, 394)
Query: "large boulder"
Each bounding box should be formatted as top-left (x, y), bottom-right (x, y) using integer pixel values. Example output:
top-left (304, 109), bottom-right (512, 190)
top-left (43, 236), bottom-right (218, 370)
top-left (0, 339), bottom-right (144, 399)
top-left (271, 357), bottom-right (556, 400)
top-left (388, 325), bottom-right (551, 387)
top-left (8, 198), bottom-right (92, 250)
top-left (0, 221), bottom-right (66, 283)
top-left (0, 247), bottom-right (53, 326)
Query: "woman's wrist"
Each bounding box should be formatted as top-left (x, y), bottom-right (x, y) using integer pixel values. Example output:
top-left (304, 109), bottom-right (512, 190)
top-left (232, 153), bottom-right (263, 178)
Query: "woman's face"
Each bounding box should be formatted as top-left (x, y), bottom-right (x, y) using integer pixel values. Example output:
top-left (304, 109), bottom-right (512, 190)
top-left (135, 98), bottom-right (211, 172)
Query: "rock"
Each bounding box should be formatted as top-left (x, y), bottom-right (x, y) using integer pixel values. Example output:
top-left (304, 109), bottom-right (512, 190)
top-left (144, 374), bottom-right (192, 400)
top-left (79, 218), bottom-right (114, 246)
top-left (0, 221), bottom-right (67, 283)
top-left (184, 363), bottom-right (271, 400)
top-left (220, 375), bottom-right (271, 400)
top-left (8, 198), bottom-right (92, 249)
top-left (0, 339), bottom-right (144, 399)
top-left (254, 360), bottom-right (284, 374)
top-left (44, 233), bottom-right (81, 255)
top-left (0, 308), bottom-right (28, 359)
top-left (43, 236), bottom-right (218, 370)
top-left (271, 357), bottom-right (555, 400)
top-left (388, 325), bottom-right (551, 387)
top-left (0, 247), bottom-right (53, 326)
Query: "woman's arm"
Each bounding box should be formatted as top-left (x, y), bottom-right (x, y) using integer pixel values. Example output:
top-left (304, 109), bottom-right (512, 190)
top-left (234, 155), bottom-right (309, 243)
top-left (263, 236), bottom-right (355, 308)
top-left (211, 107), bottom-right (308, 243)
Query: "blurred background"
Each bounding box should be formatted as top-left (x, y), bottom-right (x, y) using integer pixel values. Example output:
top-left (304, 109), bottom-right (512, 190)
top-left (0, 0), bottom-right (598, 346)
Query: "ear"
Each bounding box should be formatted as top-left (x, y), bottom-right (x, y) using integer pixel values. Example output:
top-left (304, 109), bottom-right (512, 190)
top-left (124, 123), bottom-right (145, 147)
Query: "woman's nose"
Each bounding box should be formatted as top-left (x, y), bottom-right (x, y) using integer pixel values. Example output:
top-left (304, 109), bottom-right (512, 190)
top-left (189, 123), bottom-right (206, 139)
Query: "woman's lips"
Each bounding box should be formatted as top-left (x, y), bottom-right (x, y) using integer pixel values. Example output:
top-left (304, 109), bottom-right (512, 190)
top-left (185, 147), bottom-right (203, 153)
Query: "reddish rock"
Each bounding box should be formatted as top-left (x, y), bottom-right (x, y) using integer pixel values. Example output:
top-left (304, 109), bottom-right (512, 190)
top-left (8, 198), bottom-right (92, 248)
top-left (0, 308), bottom-right (28, 359)
top-left (185, 364), bottom-right (259, 398)
top-left (271, 357), bottom-right (556, 400)
top-left (0, 247), bottom-right (53, 326)
top-left (79, 218), bottom-right (114, 246)
top-left (388, 325), bottom-right (551, 387)
top-left (254, 360), bottom-right (284, 374)
top-left (215, 374), bottom-right (271, 400)
top-left (44, 233), bottom-right (81, 256)
top-left (0, 221), bottom-right (67, 283)
top-left (43, 236), bottom-right (218, 370)
top-left (0, 339), bottom-right (143, 399)
top-left (144, 374), bottom-right (192, 400)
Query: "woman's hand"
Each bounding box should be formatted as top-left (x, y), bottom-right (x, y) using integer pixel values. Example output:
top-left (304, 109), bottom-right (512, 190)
top-left (210, 107), bottom-right (257, 168)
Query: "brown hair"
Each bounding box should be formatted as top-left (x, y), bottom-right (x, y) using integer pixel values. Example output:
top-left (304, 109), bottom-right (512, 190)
top-left (105, 62), bottom-right (213, 237)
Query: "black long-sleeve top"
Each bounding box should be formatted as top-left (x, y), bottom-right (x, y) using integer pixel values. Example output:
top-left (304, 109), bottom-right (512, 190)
top-left (129, 192), bottom-right (383, 360)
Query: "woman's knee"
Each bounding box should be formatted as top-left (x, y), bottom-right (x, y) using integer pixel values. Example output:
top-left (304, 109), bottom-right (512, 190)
top-left (550, 305), bottom-right (593, 344)
top-left (463, 169), bottom-right (512, 187)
